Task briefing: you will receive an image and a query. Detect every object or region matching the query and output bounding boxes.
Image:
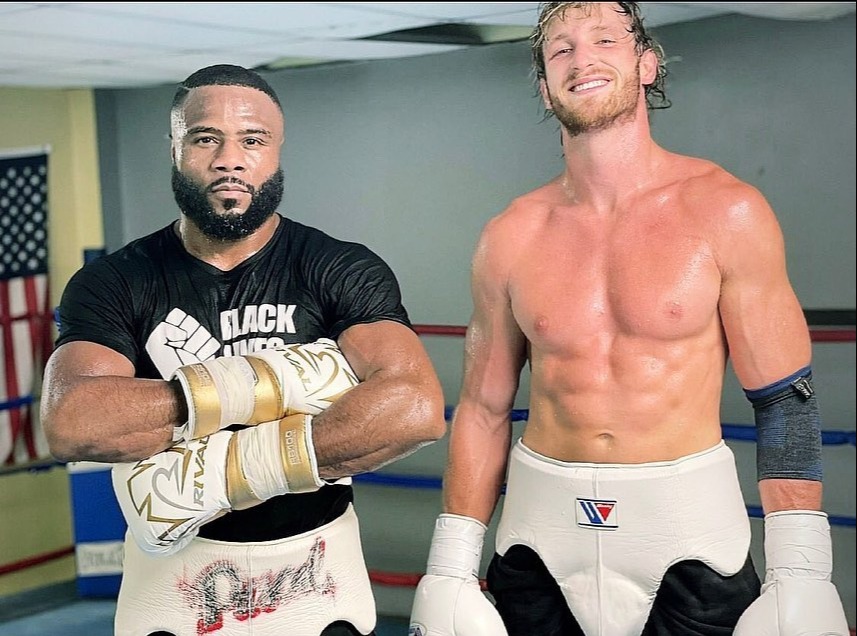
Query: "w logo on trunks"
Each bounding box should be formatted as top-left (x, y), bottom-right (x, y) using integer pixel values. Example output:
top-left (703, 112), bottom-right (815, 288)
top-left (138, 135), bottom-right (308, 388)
top-left (576, 498), bottom-right (618, 529)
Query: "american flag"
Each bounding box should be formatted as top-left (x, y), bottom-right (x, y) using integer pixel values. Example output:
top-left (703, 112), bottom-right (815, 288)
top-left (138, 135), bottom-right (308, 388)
top-left (0, 150), bottom-right (53, 467)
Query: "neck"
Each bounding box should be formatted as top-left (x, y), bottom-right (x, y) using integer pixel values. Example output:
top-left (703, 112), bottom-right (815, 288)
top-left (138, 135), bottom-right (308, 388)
top-left (176, 213), bottom-right (280, 271)
top-left (559, 110), bottom-right (661, 208)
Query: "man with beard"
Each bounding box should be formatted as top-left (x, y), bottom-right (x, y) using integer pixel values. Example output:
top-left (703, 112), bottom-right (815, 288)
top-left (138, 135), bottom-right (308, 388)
top-left (42, 64), bottom-right (446, 636)
top-left (409, 3), bottom-right (848, 636)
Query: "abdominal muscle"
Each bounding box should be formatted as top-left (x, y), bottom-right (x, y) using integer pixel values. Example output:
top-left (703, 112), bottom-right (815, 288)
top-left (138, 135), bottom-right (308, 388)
top-left (520, 334), bottom-right (727, 464)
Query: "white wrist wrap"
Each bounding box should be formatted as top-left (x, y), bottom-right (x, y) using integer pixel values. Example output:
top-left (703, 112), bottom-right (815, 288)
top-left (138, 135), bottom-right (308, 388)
top-left (764, 510), bottom-right (833, 582)
top-left (236, 417), bottom-right (291, 501)
top-left (173, 356), bottom-right (262, 438)
top-left (228, 415), bottom-right (324, 508)
top-left (426, 514), bottom-right (487, 580)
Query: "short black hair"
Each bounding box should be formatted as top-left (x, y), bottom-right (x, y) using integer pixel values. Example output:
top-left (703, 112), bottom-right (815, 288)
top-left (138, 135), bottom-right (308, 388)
top-left (171, 64), bottom-right (282, 113)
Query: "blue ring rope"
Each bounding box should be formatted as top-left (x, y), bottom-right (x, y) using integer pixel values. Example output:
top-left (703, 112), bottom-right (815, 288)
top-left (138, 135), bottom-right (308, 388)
top-left (0, 395), bottom-right (34, 411)
top-left (4, 404), bottom-right (854, 527)
top-left (6, 401), bottom-right (853, 445)
top-left (442, 407), bottom-right (857, 446)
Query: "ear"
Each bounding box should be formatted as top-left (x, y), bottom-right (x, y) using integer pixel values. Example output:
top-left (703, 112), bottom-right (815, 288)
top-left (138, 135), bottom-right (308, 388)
top-left (538, 78), bottom-right (553, 112)
top-left (639, 48), bottom-right (658, 87)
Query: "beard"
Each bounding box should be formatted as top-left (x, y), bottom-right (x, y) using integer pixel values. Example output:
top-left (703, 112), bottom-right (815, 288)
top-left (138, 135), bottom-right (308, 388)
top-left (547, 63), bottom-right (642, 137)
top-left (171, 167), bottom-right (284, 241)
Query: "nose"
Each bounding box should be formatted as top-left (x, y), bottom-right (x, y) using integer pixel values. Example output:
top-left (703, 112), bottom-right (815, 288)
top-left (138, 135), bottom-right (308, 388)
top-left (569, 43), bottom-right (597, 71)
top-left (213, 139), bottom-right (245, 172)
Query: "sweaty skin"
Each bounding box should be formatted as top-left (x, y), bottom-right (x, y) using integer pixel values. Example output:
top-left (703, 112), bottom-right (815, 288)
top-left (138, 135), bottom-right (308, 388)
top-left (444, 3), bottom-right (818, 525)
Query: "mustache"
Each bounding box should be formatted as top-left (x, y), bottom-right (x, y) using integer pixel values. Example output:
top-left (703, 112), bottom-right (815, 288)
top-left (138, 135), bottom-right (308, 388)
top-left (207, 176), bottom-right (255, 194)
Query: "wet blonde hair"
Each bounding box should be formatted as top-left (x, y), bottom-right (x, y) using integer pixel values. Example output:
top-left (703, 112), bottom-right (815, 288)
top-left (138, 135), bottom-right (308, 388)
top-left (531, 2), bottom-right (670, 110)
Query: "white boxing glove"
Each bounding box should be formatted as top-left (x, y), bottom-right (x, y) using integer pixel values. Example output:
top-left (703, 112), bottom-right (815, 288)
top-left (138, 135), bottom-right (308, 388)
top-left (734, 510), bottom-right (849, 636)
top-left (113, 414), bottom-right (324, 556)
top-left (171, 338), bottom-right (358, 441)
top-left (409, 514), bottom-right (508, 636)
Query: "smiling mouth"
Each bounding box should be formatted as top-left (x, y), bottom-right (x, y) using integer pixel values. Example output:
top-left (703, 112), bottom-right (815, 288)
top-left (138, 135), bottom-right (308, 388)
top-left (571, 79), bottom-right (609, 92)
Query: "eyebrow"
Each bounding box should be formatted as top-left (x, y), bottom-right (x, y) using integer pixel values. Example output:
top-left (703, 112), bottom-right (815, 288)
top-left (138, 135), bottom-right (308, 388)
top-left (548, 24), bottom-right (621, 41)
top-left (186, 126), bottom-right (273, 137)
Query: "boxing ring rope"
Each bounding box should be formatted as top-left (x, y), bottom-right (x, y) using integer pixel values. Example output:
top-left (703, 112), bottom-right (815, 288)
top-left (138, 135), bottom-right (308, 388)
top-left (352, 406), bottom-right (856, 529)
top-left (0, 323), bottom-right (854, 634)
top-left (414, 323), bottom-right (857, 342)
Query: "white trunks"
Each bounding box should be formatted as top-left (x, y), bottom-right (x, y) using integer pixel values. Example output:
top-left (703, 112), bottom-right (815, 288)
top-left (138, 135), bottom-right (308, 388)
top-left (495, 440), bottom-right (751, 636)
top-left (115, 502), bottom-right (375, 636)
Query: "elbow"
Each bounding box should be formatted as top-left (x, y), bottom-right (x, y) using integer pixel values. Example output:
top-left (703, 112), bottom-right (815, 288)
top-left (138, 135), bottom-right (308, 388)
top-left (427, 398), bottom-right (448, 443)
top-left (42, 409), bottom-right (78, 463)
top-left (45, 429), bottom-right (86, 463)
top-left (47, 444), bottom-right (76, 464)
top-left (413, 386), bottom-right (448, 445)
top-left (42, 402), bottom-right (106, 463)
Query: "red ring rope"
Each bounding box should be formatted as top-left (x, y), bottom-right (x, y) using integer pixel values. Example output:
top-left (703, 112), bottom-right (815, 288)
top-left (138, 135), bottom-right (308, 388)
top-left (413, 324), bottom-right (856, 342)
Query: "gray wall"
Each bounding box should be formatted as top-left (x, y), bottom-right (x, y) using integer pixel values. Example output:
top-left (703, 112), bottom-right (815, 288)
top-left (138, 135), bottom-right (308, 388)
top-left (94, 12), bottom-right (856, 623)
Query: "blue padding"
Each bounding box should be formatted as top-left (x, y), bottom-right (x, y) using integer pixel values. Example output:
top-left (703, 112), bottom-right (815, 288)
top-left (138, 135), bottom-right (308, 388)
top-left (354, 472), bottom-right (442, 489)
top-left (76, 574), bottom-right (122, 598)
top-left (69, 469), bottom-right (127, 543)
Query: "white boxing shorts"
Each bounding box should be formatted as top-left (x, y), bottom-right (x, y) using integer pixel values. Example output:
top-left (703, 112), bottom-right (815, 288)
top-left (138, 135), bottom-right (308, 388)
top-left (495, 440), bottom-right (751, 636)
top-left (115, 502), bottom-right (375, 636)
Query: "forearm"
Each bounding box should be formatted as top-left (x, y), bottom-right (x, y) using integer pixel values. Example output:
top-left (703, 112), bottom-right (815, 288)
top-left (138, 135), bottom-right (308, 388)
top-left (312, 370), bottom-right (445, 478)
top-left (442, 406), bottom-right (511, 525)
top-left (43, 376), bottom-right (185, 462)
top-left (759, 478), bottom-right (823, 514)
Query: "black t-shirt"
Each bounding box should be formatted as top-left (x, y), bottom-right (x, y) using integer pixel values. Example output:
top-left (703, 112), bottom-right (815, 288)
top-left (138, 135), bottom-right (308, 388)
top-left (56, 215), bottom-right (411, 541)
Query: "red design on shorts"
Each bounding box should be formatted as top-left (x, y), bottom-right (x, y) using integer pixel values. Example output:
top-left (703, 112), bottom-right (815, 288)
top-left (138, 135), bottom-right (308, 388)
top-left (177, 537), bottom-right (334, 634)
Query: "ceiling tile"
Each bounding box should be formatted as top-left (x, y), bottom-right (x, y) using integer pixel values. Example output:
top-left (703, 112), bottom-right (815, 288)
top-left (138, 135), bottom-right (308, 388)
top-left (0, 2), bottom-right (852, 89)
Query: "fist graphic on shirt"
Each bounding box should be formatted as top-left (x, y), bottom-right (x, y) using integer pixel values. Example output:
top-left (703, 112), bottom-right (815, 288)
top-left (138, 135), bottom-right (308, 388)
top-left (145, 308), bottom-right (221, 379)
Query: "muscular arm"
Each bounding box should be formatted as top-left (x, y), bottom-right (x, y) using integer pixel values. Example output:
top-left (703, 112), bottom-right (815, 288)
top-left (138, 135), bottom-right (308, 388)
top-left (41, 342), bottom-right (185, 463)
top-left (443, 220), bottom-right (528, 525)
top-left (312, 319), bottom-right (446, 478)
top-left (716, 181), bottom-right (820, 514)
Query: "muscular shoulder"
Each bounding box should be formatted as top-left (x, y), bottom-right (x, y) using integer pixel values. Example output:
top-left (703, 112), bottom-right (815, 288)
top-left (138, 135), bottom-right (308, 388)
top-left (480, 181), bottom-right (558, 250)
top-left (671, 155), bottom-right (777, 230)
top-left (471, 181), bottom-right (558, 288)
top-left (668, 155), bottom-right (783, 270)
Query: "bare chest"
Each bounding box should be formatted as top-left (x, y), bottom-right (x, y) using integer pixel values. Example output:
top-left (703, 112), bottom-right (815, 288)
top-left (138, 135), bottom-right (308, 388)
top-left (510, 216), bottom-right (722, 350)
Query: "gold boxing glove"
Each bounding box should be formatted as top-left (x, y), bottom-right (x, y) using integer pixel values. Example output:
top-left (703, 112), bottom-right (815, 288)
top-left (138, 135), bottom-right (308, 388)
top-left (172, 338), bottom-right (358, 441)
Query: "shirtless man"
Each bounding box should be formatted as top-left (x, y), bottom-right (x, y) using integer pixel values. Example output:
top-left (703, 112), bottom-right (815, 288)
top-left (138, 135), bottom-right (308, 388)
top-left (408, 3), bottom-right (849, 635)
